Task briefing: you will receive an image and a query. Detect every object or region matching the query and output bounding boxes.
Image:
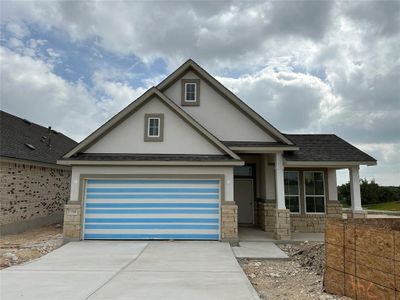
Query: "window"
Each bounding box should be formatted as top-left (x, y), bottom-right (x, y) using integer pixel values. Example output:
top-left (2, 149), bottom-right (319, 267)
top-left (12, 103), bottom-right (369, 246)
top-left (234, 165), bottom-right (254, 177)
top-left (284, 171), bottom-right (300, 213)
top-left (304, 171), bottom-right (325, 213)
top-left (144, 114), bottom-right (164, 142)
top-left (181, 79), bottom-right (200, 106)
top-left (148, 118), bottom-right (160, 137)
top-left (185, 83), bottom-right (196, 102)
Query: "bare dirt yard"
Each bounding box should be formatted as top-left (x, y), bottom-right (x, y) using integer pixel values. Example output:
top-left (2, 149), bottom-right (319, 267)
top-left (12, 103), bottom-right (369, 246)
top-left (239, 242), bottom-right (351, 300)
top-left (0, 224), bottom-right (63, 269)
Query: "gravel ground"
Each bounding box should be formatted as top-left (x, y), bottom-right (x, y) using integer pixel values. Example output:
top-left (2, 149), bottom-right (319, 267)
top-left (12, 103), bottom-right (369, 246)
top-left (239, 242), bottom-right (351, 300)
top-left (0, 224), bottom-right (63, 269)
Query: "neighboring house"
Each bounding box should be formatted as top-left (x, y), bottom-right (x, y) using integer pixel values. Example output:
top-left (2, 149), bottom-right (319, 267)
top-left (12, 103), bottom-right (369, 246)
top-left (0, 111), bottom-right (77, 234)
top-left (59, 60), bottom-right (376, 242)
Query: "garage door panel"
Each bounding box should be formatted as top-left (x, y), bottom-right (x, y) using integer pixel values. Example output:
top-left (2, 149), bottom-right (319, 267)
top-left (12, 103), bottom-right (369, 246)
top-left (85, 224), bottom-right (219, 230)
top-left (86, 203), bottom-right (219, 208)
top-left (84, 178), bottom-right (220, 240)
top-left (87, 179), bottom-right (219, 185)
top-left (84, 217), bottom-right (219, 223)
top-left (84, 233), bottom-right (220, 240)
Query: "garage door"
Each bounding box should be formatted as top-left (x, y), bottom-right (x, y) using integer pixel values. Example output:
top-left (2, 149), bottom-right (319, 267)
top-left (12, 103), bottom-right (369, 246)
top-left (83, 179), bottom-right (220, 240)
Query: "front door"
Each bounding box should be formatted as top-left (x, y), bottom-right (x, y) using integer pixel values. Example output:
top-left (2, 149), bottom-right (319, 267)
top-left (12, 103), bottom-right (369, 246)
top-left (234, 178), bottom-right (254, 224)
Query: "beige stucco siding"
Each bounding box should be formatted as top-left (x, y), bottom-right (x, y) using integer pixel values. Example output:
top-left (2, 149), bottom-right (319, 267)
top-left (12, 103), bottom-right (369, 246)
top-left (69, 165), bottom-right (234, 203)
top-left (164, 71), bottom-right (276, 142)
top-left (85, 97), bottom-right (223, 155)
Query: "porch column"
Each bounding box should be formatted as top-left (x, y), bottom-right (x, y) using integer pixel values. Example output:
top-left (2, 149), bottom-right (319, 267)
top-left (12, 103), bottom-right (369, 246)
top-left (349, 166), bottom-right (362, 211)
top-left (326, 169), bottom-right (343, 219)
top-left (327, 169), bottom-right (338, 201)
top-left (274, 153), bottom-right (290, 240)
top-left (275, 153), bottom-right (285, 209)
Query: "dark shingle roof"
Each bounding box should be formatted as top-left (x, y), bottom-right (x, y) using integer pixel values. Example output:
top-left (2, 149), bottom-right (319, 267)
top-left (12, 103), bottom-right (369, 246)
top-left (0, 110), bottom-right (78, 164)
top-left (61, 153), bottom-right (237, 162)
top-left (283, 134), bottom-right (377, 162)
top-left (222, 141), bottom-right (291, 147)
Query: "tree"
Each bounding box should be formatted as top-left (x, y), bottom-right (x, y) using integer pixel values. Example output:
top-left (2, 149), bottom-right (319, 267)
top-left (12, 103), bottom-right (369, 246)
top-left (337, 179), bottom-right (400, 206)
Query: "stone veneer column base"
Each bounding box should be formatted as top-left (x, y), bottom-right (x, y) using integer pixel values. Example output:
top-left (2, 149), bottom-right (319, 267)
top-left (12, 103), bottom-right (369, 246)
top-left (257, 201), bottom-right (276, 232)
top-left (326, 201), bottom-right (343, 219)
top-left (63, 203), bottom-right (82, 242)
top-left (274, 209), bottom-right (291, 240)
top-left (221, 202), bottom-right (238, 242)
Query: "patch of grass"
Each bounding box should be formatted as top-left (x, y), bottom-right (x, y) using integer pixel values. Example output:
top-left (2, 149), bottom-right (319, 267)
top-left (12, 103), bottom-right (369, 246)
top-left (363, 201), bottom-right (400, 211)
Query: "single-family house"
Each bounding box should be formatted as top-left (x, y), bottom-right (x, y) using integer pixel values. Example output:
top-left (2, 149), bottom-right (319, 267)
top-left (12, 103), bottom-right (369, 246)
top-left (58, 60), bottom-right (376, 242)
top-left (0, 110), bottom-right (77, 234)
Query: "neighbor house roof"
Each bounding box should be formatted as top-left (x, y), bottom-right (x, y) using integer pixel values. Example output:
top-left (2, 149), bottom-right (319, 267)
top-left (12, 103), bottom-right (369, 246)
top-left (0, 110), bottom-right (77, 165)
top-left (283, 134), bottom-right (377, 164)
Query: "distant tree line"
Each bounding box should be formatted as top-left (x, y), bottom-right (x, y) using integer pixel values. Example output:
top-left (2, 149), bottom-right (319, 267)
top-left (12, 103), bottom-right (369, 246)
top-left (338, 179), bottom-right (400, 205)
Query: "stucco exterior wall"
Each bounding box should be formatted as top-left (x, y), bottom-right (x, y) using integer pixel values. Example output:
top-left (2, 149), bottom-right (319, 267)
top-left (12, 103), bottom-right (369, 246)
top-left (163, 70), bottom-right (276, 142)
top-left (0, 160), bottom-right (71, 234)
top-left (68, 165), bottom-right (234, 202)
top-left (85, 97), bottom-right (223, 155)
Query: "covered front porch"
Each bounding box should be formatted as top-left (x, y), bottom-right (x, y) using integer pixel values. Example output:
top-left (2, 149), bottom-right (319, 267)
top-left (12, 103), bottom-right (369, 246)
top-left (232, 152), bottom-right (370, 240)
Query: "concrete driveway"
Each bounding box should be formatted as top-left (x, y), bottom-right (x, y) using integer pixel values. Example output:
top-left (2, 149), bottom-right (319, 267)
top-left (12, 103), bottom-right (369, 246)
top-left (1, 241), bottom-right (259, 300)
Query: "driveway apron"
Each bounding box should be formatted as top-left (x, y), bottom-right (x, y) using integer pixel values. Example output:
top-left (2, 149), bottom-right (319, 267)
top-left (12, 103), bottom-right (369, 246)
top-left (1, 241), bottom-right (259, 300)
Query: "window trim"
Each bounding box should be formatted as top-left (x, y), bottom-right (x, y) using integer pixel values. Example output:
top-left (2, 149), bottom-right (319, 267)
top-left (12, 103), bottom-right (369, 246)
top-left (303, 171), bottom-right (326, 214)
top-left (284, 170), bottom-right (301, 214)
top-left (181, 79), bottom-right (200, 106)
top-left (144, 113), bottom-right (164, 142)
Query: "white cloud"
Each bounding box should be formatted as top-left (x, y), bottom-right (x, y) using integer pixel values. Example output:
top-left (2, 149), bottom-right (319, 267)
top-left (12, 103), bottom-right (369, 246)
top-left (0, 47), bottom-right (144, 141)
top-left (217, 66), bottom-right (340, 132)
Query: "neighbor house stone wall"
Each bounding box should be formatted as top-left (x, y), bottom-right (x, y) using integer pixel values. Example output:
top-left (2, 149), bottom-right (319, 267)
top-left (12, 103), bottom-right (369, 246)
top-left (0, 160), bottom-right (71, 234)
top-left (221, 202), bottom-right (238, 242)
top-left (324, 218), bottom-right (400, 299)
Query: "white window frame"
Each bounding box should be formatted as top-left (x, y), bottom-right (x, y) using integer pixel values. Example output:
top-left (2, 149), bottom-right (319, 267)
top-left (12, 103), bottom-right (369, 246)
top-left (303, 171), bottom-right (326, 214)
top-left (284, 171), bottom-right (301, 214)
top-left (184, 82), bottom-right (197, 102)
top-left (147, 117), bottom-right (160, 138)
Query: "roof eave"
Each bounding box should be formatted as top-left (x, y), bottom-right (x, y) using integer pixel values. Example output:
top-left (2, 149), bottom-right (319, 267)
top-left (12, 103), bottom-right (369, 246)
top-left (230, 146), bottom-right (300, 153)
top-left (57, 159), bottom-right (244, 166)
top-left (283, 160), bottom-right (378, 168)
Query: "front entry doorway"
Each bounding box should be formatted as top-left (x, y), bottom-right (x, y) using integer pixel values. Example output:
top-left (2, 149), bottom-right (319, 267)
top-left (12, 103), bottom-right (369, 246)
top-left (234, 165), bottom-right (255, 224)
top-left (234, 178), bottom-right (254, 223)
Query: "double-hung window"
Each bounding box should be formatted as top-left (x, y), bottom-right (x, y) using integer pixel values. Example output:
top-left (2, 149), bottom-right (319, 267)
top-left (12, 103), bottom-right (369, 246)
top-left (181, 79), bottom-right (200, 106)
top-left (304, 171), bottom-right (325, 213)
top-left (144, 114), bottom-right (164, 142)
top-left (284, 171), bottom-right (300, 213)
top-left (148, 117), bottom-right (160, 137)
top-left (185, 83), bottom-right (196, 102)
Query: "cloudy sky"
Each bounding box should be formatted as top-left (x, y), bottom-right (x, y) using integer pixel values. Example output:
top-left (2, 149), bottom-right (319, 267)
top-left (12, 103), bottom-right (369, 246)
top-left (1, 1), bottom-right (399, 185)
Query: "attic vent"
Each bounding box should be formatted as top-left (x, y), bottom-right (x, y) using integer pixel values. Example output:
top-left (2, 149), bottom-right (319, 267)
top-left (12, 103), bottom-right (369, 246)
top-left (25, 143), bottom-right (36, 150)
top-left (23, 119), bottom-right (32, 125)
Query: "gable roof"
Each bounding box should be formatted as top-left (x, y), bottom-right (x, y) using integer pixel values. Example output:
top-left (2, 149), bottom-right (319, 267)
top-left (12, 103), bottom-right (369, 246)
top-left (283, 134), bottom-right (377, 165)
top-left (157, 59), bottom-right (294, 145)
top-left (63, 87), bottom-right (241, 161)
top-left (0, 110), bottom-right (77, 165)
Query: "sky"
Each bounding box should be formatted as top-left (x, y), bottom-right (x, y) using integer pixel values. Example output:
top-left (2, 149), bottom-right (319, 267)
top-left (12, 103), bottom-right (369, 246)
top-left (0, 1), bottom-right (399, 186)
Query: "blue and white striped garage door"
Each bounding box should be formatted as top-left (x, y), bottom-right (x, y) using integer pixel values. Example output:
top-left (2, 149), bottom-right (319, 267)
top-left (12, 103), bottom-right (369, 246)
top-left (83, 179), bottom-right (220, 240)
